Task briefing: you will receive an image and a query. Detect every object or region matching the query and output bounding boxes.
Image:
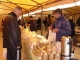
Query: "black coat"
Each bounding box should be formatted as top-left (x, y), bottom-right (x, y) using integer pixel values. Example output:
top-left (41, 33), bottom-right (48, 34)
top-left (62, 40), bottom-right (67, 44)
top-left (3, 12), bottom-right (21, 49)
top-left (28, 20), bottom-right (37, 31)
top-left (69, 19), bottom-right (76, 37)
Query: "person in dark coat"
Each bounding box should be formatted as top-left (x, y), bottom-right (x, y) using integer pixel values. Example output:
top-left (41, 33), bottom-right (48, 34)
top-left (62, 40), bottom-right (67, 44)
top-left (17, 19), bottom-right (21, 25)
top-left (76, 17), bottom-right (80, 26)
top-left (3, 6), bottom-right (22, 60)
top-left (36, 17), bottom-right (41, 30)
top-left (43, 17), bottom-right (47, 30)
top-left (28, 16), bottom-right (37, 32)
top-left (69, 15), bottom-right (76, 37)
top-left (69, 15), bottom-right (76, 45)
top-left (46, 15), bottom-right (52, 38)
top-left (47, 14), bottom-right (52, 27)
top-left (21, 18), bottom-right (26, 28)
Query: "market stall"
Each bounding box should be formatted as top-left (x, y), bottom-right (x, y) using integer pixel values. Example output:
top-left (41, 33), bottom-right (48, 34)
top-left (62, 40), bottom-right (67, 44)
top-left (20, 26), bottom-right (61, 60)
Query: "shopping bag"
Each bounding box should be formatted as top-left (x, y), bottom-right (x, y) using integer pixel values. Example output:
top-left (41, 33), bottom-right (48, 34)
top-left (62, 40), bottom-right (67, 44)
top-left (48, 29), bottom-right (56, 42)
top-left (3, 48), bottom-right (7, 58)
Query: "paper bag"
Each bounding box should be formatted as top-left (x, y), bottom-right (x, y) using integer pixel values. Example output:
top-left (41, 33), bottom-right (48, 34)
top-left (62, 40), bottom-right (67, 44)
top-left (48, 29), bottom-right (56, 42)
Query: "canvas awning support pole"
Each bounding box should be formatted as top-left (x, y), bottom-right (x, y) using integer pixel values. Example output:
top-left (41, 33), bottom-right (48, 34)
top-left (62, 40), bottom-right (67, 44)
top-left (28, 11), bottom-right (29, 21)
top-left (31, 0), bottom-right (43, 35)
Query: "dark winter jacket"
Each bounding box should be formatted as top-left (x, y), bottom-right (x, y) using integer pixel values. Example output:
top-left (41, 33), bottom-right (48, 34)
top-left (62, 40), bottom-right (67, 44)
top-left (47, 17), bottom-right (51, 27)
top-left (3, 12), bottom-right (21, 49)
top-left (28, 20), bottom-right (37, 31)
top-left (52, 15), bottom-right (71, 42)
top-left (69, 19), bottom-right (76, 37)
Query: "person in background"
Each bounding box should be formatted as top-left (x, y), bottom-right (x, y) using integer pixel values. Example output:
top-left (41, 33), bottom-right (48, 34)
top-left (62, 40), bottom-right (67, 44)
top-left (3, 6), bottom-right (22, 60)
top-left (47, 14), bottom-right (52, 28)
top-left (21, 18), bottom-right (27, 28)
top-left (46, 14), bottom-right (52, 38)
top-left (69, 15), bottom-right (76, 45)
top-left (28, 16), bottom-right (37, 32)
top-left (43, 17), bottom-right (47, 30)
top-left (51, 16), bottom-right (56, 24)
top-left (69, 15), bottom-right (76, 37)
top-left (36, 17), bottom-right (41, 30)
top-left (17, 18), bottom-right (21, 25)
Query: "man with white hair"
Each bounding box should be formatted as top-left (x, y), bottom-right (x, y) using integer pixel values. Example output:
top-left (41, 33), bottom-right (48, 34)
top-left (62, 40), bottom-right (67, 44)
top-left (3, 6), bottom-right (22, 60)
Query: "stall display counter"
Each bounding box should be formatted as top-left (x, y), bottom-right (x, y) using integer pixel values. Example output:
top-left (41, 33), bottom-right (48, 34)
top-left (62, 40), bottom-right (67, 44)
top-left (21, 27), bottom-right (61, 60)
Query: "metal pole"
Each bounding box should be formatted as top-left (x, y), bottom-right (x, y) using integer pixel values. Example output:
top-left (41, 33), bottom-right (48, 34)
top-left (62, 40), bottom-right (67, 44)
top-left (41, 6), bottom-right (43, 35)
top-left (28, 11), bottom-right (29, 21)
top-left (31, 0), bottom-right (43, 35)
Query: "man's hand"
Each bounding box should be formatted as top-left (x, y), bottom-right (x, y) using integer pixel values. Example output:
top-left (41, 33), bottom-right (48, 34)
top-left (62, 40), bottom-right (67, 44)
top-left (48, 26), bottom-right (52, 30)
top-left (53, 28), bottom-right (58, 33)
top-left (17, 46), bottom-right (20, 49)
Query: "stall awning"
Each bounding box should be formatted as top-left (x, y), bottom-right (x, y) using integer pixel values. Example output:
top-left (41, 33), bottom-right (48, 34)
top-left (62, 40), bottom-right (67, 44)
top-left (0, 0), bottom-right (59, 15)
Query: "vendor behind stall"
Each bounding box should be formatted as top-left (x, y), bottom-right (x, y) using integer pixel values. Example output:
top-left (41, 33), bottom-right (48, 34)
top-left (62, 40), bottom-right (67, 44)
top-left (48, 9), bottom-right (71, 53)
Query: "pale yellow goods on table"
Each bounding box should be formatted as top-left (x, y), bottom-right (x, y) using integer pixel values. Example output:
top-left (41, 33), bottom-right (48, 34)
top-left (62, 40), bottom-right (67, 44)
top-left (75, 26), bottom-right (80, 42)
top-left (20, 26), bottom-right (61, 60)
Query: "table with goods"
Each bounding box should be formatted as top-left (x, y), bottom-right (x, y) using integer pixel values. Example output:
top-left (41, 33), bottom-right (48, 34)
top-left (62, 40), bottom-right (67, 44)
top-left (75, 26), bottom-right (80, 47)
top-left (20, 26), bottom-right (61, 60)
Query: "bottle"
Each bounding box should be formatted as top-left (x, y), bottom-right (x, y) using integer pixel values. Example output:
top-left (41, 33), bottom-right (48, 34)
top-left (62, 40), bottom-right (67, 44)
top-left (71, 48), bottom-right (75, 58)
top-left (42, 53), bottom-right (48, 60)
top-left (52, 42), bottom-right (57, 54)
top-left (71, 52), bottom-right (74, 58)
top-left (49, 53), bottom-right (54, 60)
top-left (55, 54), bottom-right (60, 60)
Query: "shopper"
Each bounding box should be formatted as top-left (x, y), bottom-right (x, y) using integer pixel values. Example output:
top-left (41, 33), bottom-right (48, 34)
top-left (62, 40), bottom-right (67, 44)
top-left (43, 17), bottom-right (47, 30)
top-left (48, 8), bottom-right (71, 42)
top-left (69, 15), bottom-right (76, 45)
top-left (69, 15), bottom-right (76, 37)
top-left (36, 17), bottom-right (41, 30)
top-left (46, 14), bottom-right (52, 38)
top-left (46, 14), bottom-right (52, 28)
top-left (21, 18), bottom-right (27, 28)
top-left (3, 6), bottom-right (22, 60)
top-left (28, 16), bottom-right (37, 32)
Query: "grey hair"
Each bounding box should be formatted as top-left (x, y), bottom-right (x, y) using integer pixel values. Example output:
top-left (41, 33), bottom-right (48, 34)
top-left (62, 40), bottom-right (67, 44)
top-left (12, 6), bottom-right (22, 11)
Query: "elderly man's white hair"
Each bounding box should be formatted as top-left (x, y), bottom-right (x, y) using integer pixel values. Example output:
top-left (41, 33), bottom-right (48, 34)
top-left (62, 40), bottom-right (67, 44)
top-left (12, 6), bottom-right (22, 11)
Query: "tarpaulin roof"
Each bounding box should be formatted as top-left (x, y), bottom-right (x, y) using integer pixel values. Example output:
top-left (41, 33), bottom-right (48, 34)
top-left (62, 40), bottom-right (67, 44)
top-left (0, 0), bottom-right (80, 19)
top-left (0, 0), bottom-right (59, 15)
